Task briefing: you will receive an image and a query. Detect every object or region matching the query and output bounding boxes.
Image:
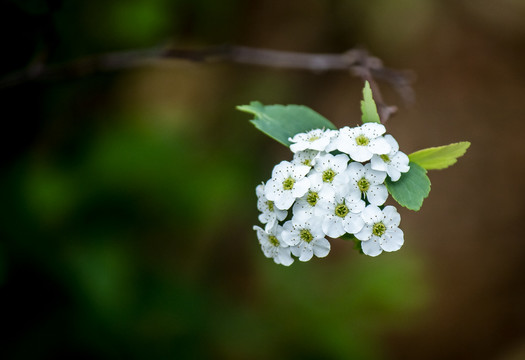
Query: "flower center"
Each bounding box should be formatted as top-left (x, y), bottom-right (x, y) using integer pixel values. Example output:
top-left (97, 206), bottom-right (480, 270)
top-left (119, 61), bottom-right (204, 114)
top-left (357, 177), bottom-right (370, 192)
top-left (266, 200), bottom-right (275, 212)
top-left (355, 134), bottom-right (370, 146)
top-left (303, 159), bottom-right (311, 166)
top-left (268, 235), bottom-right (280, 247)
top-left (300, 229), bottom-right (314, 243)
top-left (372, 222), bottom-right (386, 237)
top-left (306, 191), bottom-right (319, 206)
top-left (308, 135), bottom-right (320, 142)
top-left (380, 154), bottom-right (391, 163)
top-left (282, 177), bottom-right (295, 190)
top-left (322, 169), bottom-right (336, 183)
top-left (335, 203), bottom-right (349, 218)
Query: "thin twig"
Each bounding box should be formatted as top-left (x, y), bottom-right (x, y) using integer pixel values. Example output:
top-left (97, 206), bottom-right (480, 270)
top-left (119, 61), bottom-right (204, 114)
top-left (0, 44), bottom-right (414, 123)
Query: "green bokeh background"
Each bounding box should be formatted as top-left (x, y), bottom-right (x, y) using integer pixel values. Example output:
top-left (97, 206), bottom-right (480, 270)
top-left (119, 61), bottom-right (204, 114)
top-left (1, 0), bottom-right (524, 359)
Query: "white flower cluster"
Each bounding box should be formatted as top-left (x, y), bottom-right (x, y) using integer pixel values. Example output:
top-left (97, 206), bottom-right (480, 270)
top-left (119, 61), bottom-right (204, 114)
top-left (254, 123), bottom-right (411, 266)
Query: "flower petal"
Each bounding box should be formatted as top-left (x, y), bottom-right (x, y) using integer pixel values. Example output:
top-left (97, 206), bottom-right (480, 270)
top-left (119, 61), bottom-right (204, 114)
top-left (355, 224), bottom-right (373, 241)
top-left (332, 154), bottom-right (350, 172)
top-left (308, 216), bottom-right (325, 235)
top-left (345, 189), bottom-right (363, 204)
top-left (361, 122), bottom-right (386, 138)
top-left (347, 161), bottom-right (364, 179)
top-left (276, 208), bottom-right (288, 221)
top-left (253, 225), bottom-right (265, 241)
top-left (308, 171), bottom-right (323, 189)
top-left (291, 245), bottom-right (301, 257)
top-left (271, 161), bottom-right (292, 179)
top-left (264, 178), bottom-right (281, 201)
top-left (292, 207), bottom-right (314, 223)
top-left (292, 177), bottom-right (311, 198)
top-left (347, 197), bottom-right (366, 213)
top-left (368, 137), bottom-right (391, 155)
top-left (361, 205), bottom-right (383, 224)
top-left (370, 155), bottom-right (388, 172)
top-left (387, 167), bottom-right (401, 182)
top-left (281, 224), bottom-right (300, 246)
top-left (258, 212), bottom-right (271, 225)
top-left (292, 164), bottom-right (311, 178)
top-left (290, 142), bottom-right (308, 153)
top-left (350, 146), bottom-right (373, 162)
top-left (274, 191), bottom-right (295, 210)
top-left (384, 134), bottom-right (399, 153)
top-left (256, 183), bottom-right (265, 197)
top-left (312, 238), bottom-right (331, 258)
top-left (318, 184), bottom-right (336, 200)
top-left (262, 217), bottom-right (277, 232)
top-left (361, 238), bottom-right (383, 256)
top-left (391, 152), bottom-right (410, 173)
top-left (380, 228), bottom-right (404, 252)
top-left (366, 185), bottom-right (388, 206)
top-left (277, 248), bottom-right (294, 266)
top-left (364, 163), bottom-right (387, 184)
top-left (292, 149), bottom-right (319, 167)
top-left (383, 206), bottom-right (401, 227)
top-left (323, 217), bottom-right (346, 238)
top-left (310, 137), bottom-right (331, 152)
top-left (314, 199), bottom-right (331, 217)
top-left (342, 213), bottom-right (365, 234)
top-left (313, 153), bottom-right (331, 172)
top-left (298, 245), bottom-right (314, 261)
top-left (289, 132), bottom-right (307, 143)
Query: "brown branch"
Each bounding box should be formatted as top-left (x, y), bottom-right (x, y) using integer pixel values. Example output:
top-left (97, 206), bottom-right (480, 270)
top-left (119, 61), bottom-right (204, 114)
top-left (0, 44), bottom-right (414, 122)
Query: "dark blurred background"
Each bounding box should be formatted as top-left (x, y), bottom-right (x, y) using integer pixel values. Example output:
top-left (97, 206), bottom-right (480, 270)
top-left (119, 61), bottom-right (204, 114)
top-left (1, 0), bottom-right (524, 359)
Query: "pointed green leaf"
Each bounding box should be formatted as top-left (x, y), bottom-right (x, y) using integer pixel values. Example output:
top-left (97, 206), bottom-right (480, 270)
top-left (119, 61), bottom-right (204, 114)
top-left (409, 142), bottom-right (471, 170)
top-left (237, 101), bottom-right (337, 146)
top-left (385, 162), bottom-right (431, 211)
top-left (361, 81), bottom-right (381, 124)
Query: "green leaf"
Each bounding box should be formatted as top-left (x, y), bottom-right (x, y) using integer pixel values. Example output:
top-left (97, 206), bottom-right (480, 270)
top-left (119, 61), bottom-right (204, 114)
top-left (361, 81), bottom-right (381, 124)
top-left (237, 101), bottom-right (337, 147)
top-left (385, 162), bottom-right (431, 211)
top-left (409, 142), bottom-right (471, 170)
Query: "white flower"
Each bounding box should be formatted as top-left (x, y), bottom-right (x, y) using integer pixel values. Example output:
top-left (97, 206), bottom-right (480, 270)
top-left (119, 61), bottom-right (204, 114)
top-left (324, 129), bottom-right (340, 153)
top-left (355, 205), bottom-right (404, 257)
top-left (281, 217), bottom-right (330, 262)
top-left (315, 191), bottom-right (365, 238)
top-left (292, 174), bottom-right (335, 222)
top-left (346, 162), bottom-right (388, 206)
top-left (265, 161), bottom-right (311, 210)
top-left (289, 129), bottom-right (337, 153)
top-left (256, 183), bottom-right (287, 231)
top-left (253, 225), bottom-right (294, 266)
top-left (309, 153), bottom-right (350, 194)
top-left (291, 149), bottom-right (320, 168)
top-left (370, 134), bottom-right (410, 181)
top-left (335, 123), bottom-right (391, 162)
